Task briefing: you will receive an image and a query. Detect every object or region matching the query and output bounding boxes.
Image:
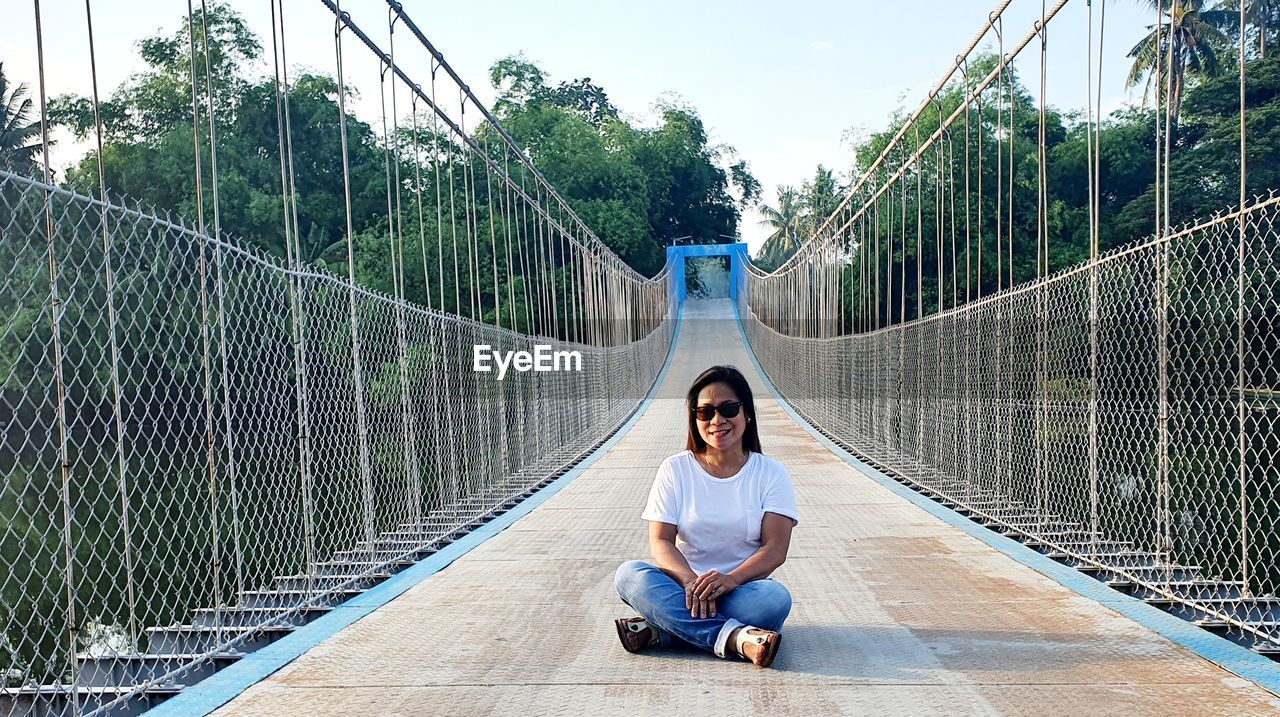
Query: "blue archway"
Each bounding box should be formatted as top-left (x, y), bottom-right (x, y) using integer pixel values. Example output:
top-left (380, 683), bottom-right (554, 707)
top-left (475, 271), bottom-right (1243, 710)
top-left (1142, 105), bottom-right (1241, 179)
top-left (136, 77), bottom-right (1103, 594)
top-left (666, 242), bottom-right (750, 302)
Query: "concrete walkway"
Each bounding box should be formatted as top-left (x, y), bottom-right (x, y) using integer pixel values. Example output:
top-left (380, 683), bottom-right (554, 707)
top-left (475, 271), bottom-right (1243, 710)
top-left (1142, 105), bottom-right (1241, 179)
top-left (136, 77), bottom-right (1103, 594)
top-left (212, 299), bottom-right (1280, 716)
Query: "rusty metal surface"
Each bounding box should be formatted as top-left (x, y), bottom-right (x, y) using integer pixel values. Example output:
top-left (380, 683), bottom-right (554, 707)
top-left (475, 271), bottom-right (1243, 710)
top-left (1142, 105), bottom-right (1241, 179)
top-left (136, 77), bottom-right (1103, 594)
top-left (212, 299), bottom-right (1280, 716)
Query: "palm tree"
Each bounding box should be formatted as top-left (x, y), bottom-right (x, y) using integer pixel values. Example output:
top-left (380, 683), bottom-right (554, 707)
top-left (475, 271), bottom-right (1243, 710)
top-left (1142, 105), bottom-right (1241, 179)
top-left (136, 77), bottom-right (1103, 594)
top-left (1126, 0), bottom-right (1234, 129)
top-left (1222, 0), bottom-right (1280, 57)
top-left (756, 186), bottom-right (802, 267)
top-left (0, 63), bottom-right (42, 171)
top-left (1258, 0), bottom-right (1280, 56)
top-left (799, 165), bottom-right (841, 237)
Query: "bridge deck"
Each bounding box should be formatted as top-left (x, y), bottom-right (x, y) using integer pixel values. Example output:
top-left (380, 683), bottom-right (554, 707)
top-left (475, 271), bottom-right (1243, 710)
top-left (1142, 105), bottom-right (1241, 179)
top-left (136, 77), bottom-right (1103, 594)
top-left (212, 299), bottom-right (1280, 716)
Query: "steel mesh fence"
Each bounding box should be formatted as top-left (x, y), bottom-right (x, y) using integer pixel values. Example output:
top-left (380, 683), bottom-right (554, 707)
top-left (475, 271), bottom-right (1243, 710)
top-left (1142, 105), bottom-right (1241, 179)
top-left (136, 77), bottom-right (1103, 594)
top-left (743, 196), bottom-right (1280, 653)
top-left (0, 168), bottom-right (675, 712)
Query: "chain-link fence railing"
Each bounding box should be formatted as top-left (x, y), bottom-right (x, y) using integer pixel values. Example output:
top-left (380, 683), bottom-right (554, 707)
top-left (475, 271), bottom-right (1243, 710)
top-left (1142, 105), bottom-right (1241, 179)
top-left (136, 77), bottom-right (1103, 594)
top-left (743, 196), bottom-right (1280, 656)
top-left (0, 169), bottom-right (675, 715)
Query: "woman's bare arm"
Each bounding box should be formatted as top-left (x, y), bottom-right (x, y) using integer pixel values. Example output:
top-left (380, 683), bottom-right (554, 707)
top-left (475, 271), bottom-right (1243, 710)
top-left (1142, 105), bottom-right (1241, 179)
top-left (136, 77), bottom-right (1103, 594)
top-left (649, 521), bottom-right (722, 618)
top-left (648, 521), bottom-right (697, 586)
top-left (727, 512), bottom-right (794, 583)
top-left (689, 512), bottom-right (794, 601)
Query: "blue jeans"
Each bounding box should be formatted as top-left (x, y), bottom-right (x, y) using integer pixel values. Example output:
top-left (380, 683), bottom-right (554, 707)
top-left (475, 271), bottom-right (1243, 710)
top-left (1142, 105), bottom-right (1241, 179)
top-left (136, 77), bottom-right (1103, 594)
top-left (613, 559), bottom-right (792, 658)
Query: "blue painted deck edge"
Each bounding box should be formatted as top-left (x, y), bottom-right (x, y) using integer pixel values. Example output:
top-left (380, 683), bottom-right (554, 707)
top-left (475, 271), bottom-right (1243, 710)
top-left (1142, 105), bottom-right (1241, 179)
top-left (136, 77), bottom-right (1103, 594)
top-left (147, 303), bottom-right (687, 716)
top-left (731, 302), bottom-right (1280, 698)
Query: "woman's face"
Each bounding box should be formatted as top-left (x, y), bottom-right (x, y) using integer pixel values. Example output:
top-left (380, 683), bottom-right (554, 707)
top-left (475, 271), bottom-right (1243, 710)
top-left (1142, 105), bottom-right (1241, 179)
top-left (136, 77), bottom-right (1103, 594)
top-left (694, 381), bottom-right (748, 453)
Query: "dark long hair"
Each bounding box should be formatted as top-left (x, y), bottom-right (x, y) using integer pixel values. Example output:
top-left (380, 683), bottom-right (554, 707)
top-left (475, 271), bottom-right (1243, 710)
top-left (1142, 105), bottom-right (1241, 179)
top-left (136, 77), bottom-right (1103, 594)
top-left (685, 365), bottom-right (763, 454)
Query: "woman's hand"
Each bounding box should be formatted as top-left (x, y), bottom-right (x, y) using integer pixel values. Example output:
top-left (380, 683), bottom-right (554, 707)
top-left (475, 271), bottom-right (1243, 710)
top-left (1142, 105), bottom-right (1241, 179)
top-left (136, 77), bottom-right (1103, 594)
top-left (683, 575), bottom-right (718, 618)
top-left (688, 570), bottom-right (741, 605)
top-left (689, 592), bottom-right (715, 618)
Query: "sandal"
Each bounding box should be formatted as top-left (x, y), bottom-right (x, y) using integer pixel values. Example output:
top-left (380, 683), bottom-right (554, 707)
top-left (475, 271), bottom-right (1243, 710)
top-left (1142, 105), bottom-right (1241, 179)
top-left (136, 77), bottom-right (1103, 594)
top-left (615, 616), bottom-right (660, 653)
top-left (733, 626), bottom-right (781, 668)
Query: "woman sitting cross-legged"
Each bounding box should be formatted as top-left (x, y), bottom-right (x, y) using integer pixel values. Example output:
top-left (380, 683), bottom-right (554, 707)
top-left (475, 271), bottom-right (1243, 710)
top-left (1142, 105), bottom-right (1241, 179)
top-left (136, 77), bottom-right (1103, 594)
top-left (613, 365), bottom-right (799, 668)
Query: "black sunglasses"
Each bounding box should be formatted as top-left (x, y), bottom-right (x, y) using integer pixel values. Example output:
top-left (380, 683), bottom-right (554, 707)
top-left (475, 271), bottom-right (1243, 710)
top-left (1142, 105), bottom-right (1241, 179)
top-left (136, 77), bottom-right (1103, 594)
top-left (692, 400), bottom-right (743, 422)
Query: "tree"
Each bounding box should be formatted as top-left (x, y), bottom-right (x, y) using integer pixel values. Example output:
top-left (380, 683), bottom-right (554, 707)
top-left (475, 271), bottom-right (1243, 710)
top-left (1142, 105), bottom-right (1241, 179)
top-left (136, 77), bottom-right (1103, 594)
top-left (799, 164), bottom-right (842, 235)
top-left (1126, 0), bottom-right (1234, 129)
top-left (0, 63), bottom-right (41, 172)
top-left (490, 55), bottom-right (758, 274)
top-left (845, 54), bottom-right (1071, 313)
top-left (756, 186), bottom-right (803, 268)
top-left (631, 106), bottom-right (740, 246)
top-left (49, 4), bottom-right (386, 268)
top-left (491, 56), bottom-right (619, 129)
top-left (1218, 0), bottom-right (1280, 58)
top-left (752, 166), bottom-right (843, 272)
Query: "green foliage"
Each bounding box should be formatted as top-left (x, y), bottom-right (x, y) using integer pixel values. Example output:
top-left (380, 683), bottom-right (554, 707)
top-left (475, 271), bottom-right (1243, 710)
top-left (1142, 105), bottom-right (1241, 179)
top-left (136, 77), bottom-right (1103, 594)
top-left (1220, 0), bottom-right (1280, 57)
top-left (0, 63), bottom-right (41, 172)
top-left (755, 165), bottom-right (845, 270)
top-left (754, 186), bottom-right (803, 271)
top-left (826, 50), bottom-right (1280, 326)
top-left (41, 13), bottom-right (753, 326)
top-left (4, 14), bottom-right (751, 683)
top-left (1126, 0), bottom-right (1235, 125)
top-left (48, 5), bottom-right (387, 272)
top-left (5, 2), bottom-right (1280, 685)
top-left (490, 55), bottom-right (759, 273)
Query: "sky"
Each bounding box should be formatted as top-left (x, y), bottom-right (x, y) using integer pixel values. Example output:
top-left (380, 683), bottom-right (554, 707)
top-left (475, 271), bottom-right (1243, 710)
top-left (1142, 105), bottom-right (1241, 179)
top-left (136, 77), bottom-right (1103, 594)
top-left (2, 0), bottom-right (1159, 254)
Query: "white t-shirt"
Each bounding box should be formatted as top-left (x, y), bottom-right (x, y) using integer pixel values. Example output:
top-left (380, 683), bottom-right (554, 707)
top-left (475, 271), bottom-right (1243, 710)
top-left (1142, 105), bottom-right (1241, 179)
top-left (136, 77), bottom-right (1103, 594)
top-left (641, 450), bottom-right (799, 575)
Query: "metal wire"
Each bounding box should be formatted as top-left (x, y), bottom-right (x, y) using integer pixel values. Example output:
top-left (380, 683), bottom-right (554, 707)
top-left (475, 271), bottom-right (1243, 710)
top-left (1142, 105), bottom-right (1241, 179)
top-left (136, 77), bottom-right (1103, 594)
top-left (0, 167), bottom-right (675, 713)
top-left (6, 0), bottom-right (1275, 712)
top-left (745, 193), bottom-right (1280, 654)
top-left (743, 0), bottom-right (1280, 662)
top-left (0, 1), bottom-right (674, 712)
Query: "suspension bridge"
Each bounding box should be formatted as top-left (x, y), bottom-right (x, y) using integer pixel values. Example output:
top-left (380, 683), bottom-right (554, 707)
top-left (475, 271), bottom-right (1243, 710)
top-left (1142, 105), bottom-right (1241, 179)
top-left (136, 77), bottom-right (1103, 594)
top-left (2, 0), bottom-right (1280, 715)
